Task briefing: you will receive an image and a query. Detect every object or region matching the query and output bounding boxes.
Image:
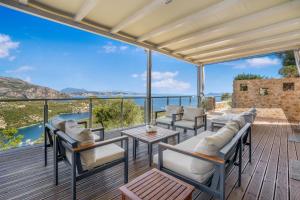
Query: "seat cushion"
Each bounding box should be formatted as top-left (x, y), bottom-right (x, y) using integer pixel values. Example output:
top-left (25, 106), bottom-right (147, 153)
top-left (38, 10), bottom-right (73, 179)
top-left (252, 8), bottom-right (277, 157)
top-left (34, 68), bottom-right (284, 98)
top-left (182, 107), bottom-right (204, 121)
top-left (174, 120), bottom-right (195, 129)
top-left (153, 131), bottom-right (215, 183)
top-left (190, 125), bottom-right (236, 175)
top-left (91, 144), bottom-right (124, 168)
top-left (165, 105), bottom-right (183, 120)
top-left (156, 116), bottom-right (173, 125)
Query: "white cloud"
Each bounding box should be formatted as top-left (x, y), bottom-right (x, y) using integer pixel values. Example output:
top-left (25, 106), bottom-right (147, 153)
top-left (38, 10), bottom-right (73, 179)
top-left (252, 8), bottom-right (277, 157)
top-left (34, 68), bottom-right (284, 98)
top-left (6, 65), bottom-right (33, 74)
top-left (101, 42), bottom-right (129, 53)
top-left (132, 70), bottom-right (190, 91)
top-left (0, 34), bottom-right (19, 59)
top-left (232, 56), bottom-right (280, 69)
top-left (8, 56), bottom-right (16, 61)
top-left (131, 73), bottom-right (139, 78)
top-left (23, 76), bottom-right (32, 83)
top-left (152, 78), bottom-right (190, 91)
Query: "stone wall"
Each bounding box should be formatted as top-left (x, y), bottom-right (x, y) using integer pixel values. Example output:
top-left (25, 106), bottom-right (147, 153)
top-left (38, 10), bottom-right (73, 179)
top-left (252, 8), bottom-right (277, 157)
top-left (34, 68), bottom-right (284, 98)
top-left (232, 78), bottom-right (300, 121)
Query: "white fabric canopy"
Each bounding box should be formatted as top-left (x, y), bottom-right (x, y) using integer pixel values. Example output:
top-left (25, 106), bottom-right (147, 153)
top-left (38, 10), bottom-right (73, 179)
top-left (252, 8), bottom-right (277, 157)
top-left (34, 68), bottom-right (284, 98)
top-left (1, 0), bottom-right (300, 64)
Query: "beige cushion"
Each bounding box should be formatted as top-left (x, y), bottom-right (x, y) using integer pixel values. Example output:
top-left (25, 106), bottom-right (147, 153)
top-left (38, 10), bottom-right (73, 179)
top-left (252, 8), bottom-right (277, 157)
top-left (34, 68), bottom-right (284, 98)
top-left (232, 115), bottom-right (246, 129)
top-left (156, 116), bottom-right (173, 125)
top-left (153, 131), bottom-right (215, 183)
top-left (51, 117), bottom-right (72, 132)
top-left (65, 121), bottom-right (96, 170)
top-left (241, 112), bottom-right (254, 123)
top-left (190, 125), bottom-right (236, 175)
top-left (165, 105), bottom-right (183, 120)
top-left (182, 107), bottom-right (204, 121)
top-left (91, 144), bottom-right (124, 168)
top-left (174, 120), bottom-right (203, 129)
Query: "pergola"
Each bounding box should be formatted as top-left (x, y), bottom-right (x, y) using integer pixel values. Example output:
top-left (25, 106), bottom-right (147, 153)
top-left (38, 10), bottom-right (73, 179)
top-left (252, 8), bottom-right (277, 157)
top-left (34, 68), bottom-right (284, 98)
top-left (1, 0), bottom-right (300, 123)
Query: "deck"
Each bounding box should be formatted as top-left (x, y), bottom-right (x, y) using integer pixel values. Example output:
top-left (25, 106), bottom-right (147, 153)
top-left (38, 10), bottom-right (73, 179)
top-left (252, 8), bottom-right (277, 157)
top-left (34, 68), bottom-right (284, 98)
top-left (1, 118), bottom-right (300, 200)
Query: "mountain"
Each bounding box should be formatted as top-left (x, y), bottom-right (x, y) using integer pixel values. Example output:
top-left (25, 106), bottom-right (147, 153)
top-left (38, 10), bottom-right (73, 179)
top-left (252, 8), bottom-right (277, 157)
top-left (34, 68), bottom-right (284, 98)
top-left (61, 87), bottom-right (144, 97)
top-left (61, 88), bottom-right (88, 93)
top-left (0, 77), bottom-right (69, 99)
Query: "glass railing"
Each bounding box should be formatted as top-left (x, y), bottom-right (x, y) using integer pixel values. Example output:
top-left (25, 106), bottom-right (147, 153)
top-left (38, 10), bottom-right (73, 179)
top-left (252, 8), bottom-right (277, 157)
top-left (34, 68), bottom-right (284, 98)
top-left (0, 95), bottom-right (206, 151)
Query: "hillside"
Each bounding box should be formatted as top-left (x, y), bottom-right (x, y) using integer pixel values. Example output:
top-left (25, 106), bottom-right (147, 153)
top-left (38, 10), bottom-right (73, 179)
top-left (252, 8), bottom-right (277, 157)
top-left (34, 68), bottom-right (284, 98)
top-left (0, 77), bottom-right (69, 99)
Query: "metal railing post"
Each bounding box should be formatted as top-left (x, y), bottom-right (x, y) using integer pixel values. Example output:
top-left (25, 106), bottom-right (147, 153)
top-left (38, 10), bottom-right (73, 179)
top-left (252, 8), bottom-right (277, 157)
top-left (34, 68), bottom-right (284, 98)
top-left (166, 96), bottom-right (169, 105)
top-left (189, 96), bottom-right (192, 106)
top-left (43, 100), bottom-right (48, 166)
top-left (179, 96), bottom-right (182, 106)
top-left (89, 98), bottom-right (93, 128)
top-left (121, 98), bottom-right (124, 128)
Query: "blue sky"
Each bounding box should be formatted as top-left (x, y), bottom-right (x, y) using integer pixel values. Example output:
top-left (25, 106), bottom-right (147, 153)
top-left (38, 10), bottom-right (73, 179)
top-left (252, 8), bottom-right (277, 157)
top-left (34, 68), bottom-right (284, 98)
top-left (0, 6), bottom-right (283, 95)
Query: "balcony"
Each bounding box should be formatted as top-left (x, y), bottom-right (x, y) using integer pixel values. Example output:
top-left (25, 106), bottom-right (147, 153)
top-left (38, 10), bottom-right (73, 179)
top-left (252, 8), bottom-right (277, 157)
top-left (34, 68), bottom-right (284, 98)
top-left (0, 114), bottom-right (299, 199)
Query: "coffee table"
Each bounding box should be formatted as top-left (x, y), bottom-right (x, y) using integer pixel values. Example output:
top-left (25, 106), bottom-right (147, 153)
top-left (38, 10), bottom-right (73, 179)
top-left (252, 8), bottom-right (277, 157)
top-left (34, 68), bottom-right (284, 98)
top-left (119, 168), bottom-right (194, 200)
top-left (121, 126), bottom-right (180, 166)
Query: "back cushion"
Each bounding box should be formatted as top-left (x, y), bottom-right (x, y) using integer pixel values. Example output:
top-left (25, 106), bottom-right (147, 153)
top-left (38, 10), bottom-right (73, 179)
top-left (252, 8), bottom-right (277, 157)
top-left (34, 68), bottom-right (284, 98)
top-left (182, 107), bottom-right (204, 121)
top-left (166, 105), bottom-right (183, 120)
top-left (232, 115), bottom-right (246, 129)
top-left (65, 121), bottom-right (96, 170)
top-left (52, 117), bottom-right (67, 132)
top-left (190, 125), bottom-right (236, 175)
top-left (241, 112), bottom-right (254, 123)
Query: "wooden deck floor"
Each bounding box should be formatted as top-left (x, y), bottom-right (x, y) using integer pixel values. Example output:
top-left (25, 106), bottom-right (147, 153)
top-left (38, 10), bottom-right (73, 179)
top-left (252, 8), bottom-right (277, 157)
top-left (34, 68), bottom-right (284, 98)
top-left (1, 118), bottom-right (300, 200)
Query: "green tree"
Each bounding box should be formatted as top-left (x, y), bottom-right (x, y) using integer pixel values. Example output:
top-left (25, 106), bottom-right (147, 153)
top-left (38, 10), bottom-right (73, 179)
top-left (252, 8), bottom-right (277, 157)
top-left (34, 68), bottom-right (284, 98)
top-left (277, 51), bottom-right (298, 78)
top-left (221, 93), bottom-right (231, 101)
top-left (234, 73), bottom-right (266, 80)
top-left (0, 128), bottom-right (23, 151)
top-left (93, 99), bottom-right (143, 129)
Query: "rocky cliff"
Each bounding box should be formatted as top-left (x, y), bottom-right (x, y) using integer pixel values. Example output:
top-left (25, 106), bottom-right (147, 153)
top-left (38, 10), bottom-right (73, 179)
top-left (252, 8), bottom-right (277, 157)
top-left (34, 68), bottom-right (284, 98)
top-left (0, 77), bottom-right (69, 99)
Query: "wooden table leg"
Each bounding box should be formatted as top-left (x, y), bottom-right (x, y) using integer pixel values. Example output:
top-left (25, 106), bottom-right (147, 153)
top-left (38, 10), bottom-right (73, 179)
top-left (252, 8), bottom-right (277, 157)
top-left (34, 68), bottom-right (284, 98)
top-left (148, 143), bottom-right (152, 166)
top-left (133, 138), bottom-right (136, 160)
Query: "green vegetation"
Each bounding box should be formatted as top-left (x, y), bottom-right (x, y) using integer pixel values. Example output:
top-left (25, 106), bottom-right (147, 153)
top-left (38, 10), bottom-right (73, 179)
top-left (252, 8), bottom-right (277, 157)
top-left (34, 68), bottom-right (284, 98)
top-left (221, 93), bottom-right (231, 101)
top-left (234, 73), bottom-right (267, 80)
top-left (93, 99), bottom-right (143, 129)
top-left (0, 128), bottom-right (23, 151)
top-left (277, 51), bottom-right (298, 78)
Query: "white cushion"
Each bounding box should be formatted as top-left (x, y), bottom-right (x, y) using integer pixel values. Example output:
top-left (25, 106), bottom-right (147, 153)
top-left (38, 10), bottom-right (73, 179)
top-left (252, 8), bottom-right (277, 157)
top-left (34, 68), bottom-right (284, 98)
top-left (153, 131), bottom-right (215, 183)
top-left (165, 105), bottom-right (183, 120)
top-left (91, 144), bottom-right (124, 168)
top-left (51, 117), bottom-right (69, 132)
top-left (190, 125), bottom-right (236, 175)
top-left (174, 120), bottom-right (201, 129)
top-left (241, 112), bottom-right (254, 123)
top-left (156, 116), bottom-right (173, 125)
top-left (232, 115), bottom-right (246, 129)
top-left (65, 121), bottom-right (96, 170)
top-left (182, 107), bottom-right (204, 121)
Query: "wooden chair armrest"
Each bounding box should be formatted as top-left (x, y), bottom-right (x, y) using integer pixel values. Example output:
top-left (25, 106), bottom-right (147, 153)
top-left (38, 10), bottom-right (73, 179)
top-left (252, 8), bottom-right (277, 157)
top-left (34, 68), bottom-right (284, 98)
top-left (158, 142), bottom-right (224, 165)
top-left (172, 112), bottom-right (183, 122)
top-left (73, 136), bottom-right (129, 152)
top-left (45, 123), bottom-right (57, 132)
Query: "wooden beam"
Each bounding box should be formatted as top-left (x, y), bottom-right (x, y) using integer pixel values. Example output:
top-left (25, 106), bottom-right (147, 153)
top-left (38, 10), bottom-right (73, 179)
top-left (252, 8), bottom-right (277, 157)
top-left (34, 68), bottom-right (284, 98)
top-left (111, 0), bottom-right (166, 34)
top-left (18, 0), bottom-right (28, 4)
top-left (197, 43), bottom-right (300, 64)
top-left (137, 0), bottom-right (238, 42)
top-left (158, 1), bottom-right (300, 49)
top-left (74, 0), bottom-right (98, 22)
top-left (187, 29), bottom-right (300, 60)
top-left (173, 17), bottom-right (300, 54)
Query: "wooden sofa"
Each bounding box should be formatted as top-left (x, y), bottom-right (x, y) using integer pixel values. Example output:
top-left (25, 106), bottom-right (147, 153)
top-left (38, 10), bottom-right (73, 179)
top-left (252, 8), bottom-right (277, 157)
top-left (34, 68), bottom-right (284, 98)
top-left (154, 121), bottom-right (252, 200)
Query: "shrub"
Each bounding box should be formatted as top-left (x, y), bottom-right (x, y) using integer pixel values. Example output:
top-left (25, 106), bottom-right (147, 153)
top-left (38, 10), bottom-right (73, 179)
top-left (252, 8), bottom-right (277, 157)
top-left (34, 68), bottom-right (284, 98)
top-left (221, 93), bottom-right (231, 101)
top-left (0, 128), bottom-right (23, 151)
top-left (93, 99), bottom-right (143, 130)
top-left (234, 73), bottom-right (267, 80)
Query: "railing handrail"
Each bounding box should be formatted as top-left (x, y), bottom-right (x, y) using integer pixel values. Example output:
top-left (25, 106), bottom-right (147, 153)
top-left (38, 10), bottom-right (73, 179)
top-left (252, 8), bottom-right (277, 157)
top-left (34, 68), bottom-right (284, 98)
top-left (0, 95), bottom-right (198, 102)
